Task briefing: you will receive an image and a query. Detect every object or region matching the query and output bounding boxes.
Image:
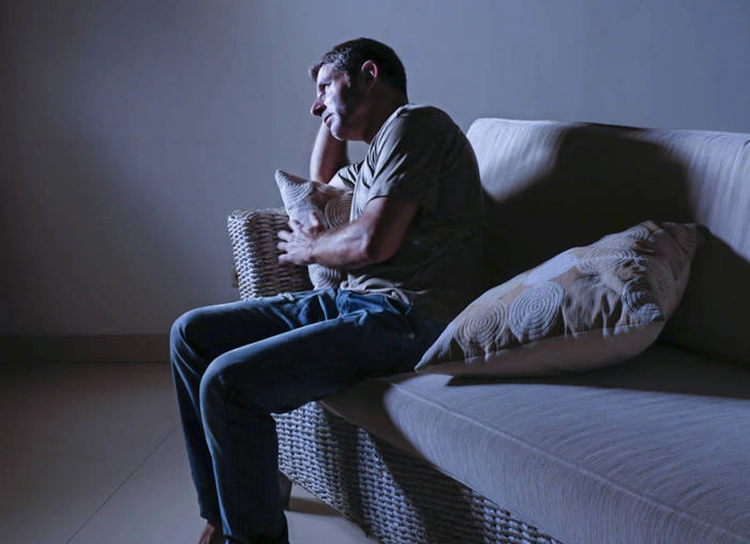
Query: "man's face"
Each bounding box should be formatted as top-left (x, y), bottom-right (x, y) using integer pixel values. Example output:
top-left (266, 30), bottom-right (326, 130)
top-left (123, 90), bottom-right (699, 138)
top-left (311, 63), bottom-right (368, 141)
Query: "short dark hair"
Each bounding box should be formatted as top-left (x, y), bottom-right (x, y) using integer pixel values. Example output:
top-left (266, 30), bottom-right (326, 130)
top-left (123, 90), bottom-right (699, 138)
top-left (310, 38), bottom-right (408, 99)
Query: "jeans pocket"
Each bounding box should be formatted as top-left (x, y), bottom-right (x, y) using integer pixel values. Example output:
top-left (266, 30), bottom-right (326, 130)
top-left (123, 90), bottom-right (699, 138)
top-left (380, 294), bottom-right (412, 316)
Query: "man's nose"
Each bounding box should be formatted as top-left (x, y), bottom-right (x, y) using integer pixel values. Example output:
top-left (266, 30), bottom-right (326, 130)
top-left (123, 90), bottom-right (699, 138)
top-left (311, 97), bottom-right (325, 117)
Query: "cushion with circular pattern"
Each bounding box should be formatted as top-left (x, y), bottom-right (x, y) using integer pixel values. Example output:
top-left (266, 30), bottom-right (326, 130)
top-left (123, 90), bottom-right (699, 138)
top-left (275, 169), bottom-right (352, 289)
top-left (415, 220), bottom-right (701, 377)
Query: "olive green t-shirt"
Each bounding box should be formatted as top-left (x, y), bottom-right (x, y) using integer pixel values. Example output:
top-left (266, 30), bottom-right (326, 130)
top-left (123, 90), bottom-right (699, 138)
top-left (337, 105), bottom-right (483, 323)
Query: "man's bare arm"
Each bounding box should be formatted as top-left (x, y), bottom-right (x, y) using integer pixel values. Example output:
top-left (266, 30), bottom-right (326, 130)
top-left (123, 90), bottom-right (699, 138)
top-left (310, 122), bottom-right (350, 184)
top-left (277, 196), bottom-right (418, 269)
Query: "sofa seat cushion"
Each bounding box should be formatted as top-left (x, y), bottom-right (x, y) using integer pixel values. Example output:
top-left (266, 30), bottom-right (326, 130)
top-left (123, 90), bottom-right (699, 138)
top-left (322, 343), bottom-right (750, 544)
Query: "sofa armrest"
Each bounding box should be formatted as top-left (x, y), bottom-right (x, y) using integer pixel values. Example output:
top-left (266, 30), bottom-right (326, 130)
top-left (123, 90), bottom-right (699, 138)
top-left (227, 208), bottom-right (312, 299)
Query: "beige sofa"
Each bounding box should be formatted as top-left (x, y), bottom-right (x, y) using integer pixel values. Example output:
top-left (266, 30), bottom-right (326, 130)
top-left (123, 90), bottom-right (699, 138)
top-left (228, 118), bottom-right (750, 544)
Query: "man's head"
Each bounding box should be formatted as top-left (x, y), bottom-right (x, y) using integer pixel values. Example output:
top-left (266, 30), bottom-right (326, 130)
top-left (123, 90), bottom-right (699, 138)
top-left (310, 38), bottom-right (408, 143)
top-left (310, 38), bottom-right (408, 99)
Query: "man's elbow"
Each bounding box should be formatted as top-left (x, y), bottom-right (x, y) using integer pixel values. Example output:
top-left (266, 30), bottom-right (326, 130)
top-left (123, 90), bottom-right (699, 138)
top-left (359, 235), bottom-right (399, 265)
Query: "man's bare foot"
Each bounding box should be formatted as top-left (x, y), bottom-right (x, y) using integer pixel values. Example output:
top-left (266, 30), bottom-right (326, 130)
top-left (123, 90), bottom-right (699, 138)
top-left (197, 521), bottom-right (224, 544)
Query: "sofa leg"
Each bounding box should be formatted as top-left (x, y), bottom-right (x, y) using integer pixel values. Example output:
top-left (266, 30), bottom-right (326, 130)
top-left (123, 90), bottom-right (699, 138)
top-left (278, 471), bottom-right (293, 510)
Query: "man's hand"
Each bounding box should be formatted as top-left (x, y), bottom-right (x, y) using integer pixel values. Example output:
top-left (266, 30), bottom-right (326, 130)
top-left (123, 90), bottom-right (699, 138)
top-left (278, 196), bottom-right (418, 270)
top-left (277, 213), bottom-right (324, 266)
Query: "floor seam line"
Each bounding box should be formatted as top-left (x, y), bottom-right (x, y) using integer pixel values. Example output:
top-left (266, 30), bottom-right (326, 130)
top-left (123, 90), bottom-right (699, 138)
top-left (63, 424), bottom-right (180, 544)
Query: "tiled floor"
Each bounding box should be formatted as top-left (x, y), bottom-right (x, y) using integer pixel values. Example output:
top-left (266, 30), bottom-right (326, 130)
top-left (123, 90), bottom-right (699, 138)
top-left (0, 361), bottom-right (378, 544)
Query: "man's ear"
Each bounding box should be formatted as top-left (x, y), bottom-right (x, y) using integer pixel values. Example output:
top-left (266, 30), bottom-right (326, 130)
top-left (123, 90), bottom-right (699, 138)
top-left (359, 60), bottom-right (378, 89)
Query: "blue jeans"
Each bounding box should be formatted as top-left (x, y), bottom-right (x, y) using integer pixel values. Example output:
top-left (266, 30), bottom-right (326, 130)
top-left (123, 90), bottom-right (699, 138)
top-left (170, 289), bottom-right (445, 544)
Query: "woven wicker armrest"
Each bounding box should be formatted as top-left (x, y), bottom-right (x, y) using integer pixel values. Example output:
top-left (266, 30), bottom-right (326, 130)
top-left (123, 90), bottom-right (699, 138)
top-left (227, 208), bottom-right (312, 299)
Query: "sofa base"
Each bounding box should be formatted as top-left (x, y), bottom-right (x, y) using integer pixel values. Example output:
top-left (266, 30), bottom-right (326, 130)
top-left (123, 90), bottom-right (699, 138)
top-left (274, 402), bottom-right (562, 544)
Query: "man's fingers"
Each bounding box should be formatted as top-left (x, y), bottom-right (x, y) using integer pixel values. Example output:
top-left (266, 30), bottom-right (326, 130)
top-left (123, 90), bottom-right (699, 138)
top-left (277, 217), bottom-right (317, 265)
top-left (308, 211), bottom-right (322, 230)
top-left (288, 218), bottom-right (302, 228)
top-left (280, 217), bottom-right (321, 239)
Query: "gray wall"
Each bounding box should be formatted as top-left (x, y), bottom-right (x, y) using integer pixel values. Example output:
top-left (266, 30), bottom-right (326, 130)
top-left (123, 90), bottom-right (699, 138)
top-left (2, 0), bottom-right (749, 336)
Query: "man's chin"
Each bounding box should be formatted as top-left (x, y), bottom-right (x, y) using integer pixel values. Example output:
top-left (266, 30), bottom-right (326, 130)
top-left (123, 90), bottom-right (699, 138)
top-left (330, 129), bottom-right (347, 141)
top-left (330, 126), bottom-right (362, 142)
top-left (329, 122), bottom-right (347, 140)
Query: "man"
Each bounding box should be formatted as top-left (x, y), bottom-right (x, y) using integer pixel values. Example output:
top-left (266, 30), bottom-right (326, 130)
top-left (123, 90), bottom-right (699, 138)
top-left (171, 38), bottom-right (483, 544)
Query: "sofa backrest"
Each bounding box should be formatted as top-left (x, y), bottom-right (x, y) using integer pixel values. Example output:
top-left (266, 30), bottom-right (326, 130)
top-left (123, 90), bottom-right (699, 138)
top-left (467, 118), bottom-right (750, 365)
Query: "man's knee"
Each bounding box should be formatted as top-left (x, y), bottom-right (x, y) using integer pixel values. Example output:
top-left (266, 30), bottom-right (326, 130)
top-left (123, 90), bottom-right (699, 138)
top-left (171, 306), bottom-right (212, 350)
top-left (170, 312), bottom-right (187, 354)
top-left (198, 358), bottom-right (262, 423)
top-left (198, 362), bottom-right (223, 412)
top-left (198, 351), bottom-right (290, 420)
top-left (170, 307), bottom-right (217, 376)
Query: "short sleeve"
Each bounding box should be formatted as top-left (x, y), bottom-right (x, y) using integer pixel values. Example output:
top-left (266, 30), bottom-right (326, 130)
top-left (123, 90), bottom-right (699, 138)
top-left (331, 163), bottom-right (360, 190)
top-left (364, 108), bottom-right (452, 213)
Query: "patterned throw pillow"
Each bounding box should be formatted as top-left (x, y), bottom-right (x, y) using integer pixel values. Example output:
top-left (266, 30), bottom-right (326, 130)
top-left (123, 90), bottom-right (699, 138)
top-left (275, 170), bottom-right (352, 289)
top-left (415, 221), bottom-right (701, 377)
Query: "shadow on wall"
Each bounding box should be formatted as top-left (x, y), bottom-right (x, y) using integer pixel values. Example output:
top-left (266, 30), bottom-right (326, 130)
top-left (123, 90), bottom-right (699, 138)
top-left (481, 124), bottom-right (692, 286)
top-left (0, 8), bottom-right (16, 333)
top-left (479, 122), bottom-right (750, 365)
top-left (0, 158), bottom-right (10, 333)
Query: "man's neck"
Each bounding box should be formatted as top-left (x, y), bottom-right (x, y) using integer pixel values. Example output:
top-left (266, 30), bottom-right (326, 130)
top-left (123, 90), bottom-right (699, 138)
top-left (362, 93), bottom-right (408, 144)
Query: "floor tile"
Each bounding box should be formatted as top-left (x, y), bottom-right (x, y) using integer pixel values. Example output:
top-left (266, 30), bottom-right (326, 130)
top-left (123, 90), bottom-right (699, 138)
top-left (66, 427), bottom-right (204, 544)
top-left (0, 361), bottom-right (379, 544)
top-left (287, 486), bottom-right (378, 543)
top-left (0, 362), bottom-right (177, 544)
top-left (68, 426), bottom-right (377, 544)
